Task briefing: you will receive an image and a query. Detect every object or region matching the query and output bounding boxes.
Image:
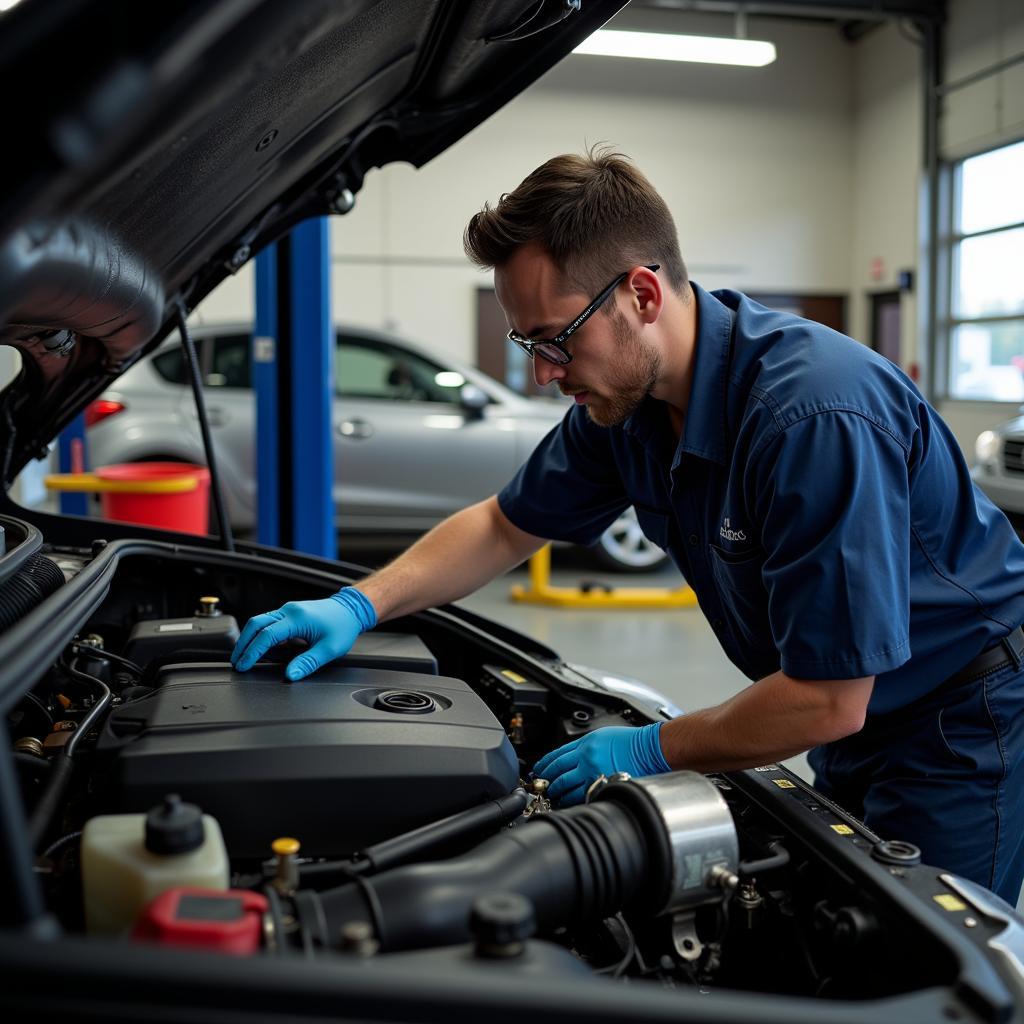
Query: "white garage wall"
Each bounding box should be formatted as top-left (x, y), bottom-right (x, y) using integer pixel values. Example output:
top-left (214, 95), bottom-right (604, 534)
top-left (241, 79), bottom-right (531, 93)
top-left (846, 22), bottom-right (920, 360)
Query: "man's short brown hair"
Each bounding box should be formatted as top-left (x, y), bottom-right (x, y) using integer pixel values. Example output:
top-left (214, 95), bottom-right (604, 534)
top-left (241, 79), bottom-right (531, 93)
top-left (463, 146), bottom-right (687, 298)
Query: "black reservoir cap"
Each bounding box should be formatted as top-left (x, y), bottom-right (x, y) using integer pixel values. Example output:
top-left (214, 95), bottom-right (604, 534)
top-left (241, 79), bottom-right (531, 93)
top-left (146, 794), bottom-right (205, 855)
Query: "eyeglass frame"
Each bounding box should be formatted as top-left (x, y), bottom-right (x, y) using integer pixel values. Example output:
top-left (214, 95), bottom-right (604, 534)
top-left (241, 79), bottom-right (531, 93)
top-left (506, 263), bottom-right (660, 366)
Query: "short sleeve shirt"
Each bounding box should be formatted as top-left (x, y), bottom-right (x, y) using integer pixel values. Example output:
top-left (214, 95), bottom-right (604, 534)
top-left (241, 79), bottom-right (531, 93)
top-left (498, 283), bottom-right (1024, 715)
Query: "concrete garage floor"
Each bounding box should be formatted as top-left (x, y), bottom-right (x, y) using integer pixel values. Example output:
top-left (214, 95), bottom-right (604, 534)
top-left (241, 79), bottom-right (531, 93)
top-left (454, 552), bottom-right (813, 784)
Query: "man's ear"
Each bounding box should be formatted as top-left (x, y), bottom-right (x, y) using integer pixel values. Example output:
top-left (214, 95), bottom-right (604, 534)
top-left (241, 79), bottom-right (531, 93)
top-left (629, 265), bottom-right (663, 325)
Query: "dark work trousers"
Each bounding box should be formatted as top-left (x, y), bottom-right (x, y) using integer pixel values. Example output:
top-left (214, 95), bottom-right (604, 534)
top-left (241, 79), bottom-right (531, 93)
top-left (808, 661), bottom-right (1024, 905)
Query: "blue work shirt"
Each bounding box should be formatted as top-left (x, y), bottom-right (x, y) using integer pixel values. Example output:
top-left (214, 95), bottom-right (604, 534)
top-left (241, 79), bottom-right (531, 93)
top-left (498, 283), bottom-right (1024, 715)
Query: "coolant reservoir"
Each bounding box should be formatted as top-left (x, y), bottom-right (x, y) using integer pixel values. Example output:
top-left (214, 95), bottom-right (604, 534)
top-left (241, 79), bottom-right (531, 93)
top-left (82, 794), bottom-right (229, 935)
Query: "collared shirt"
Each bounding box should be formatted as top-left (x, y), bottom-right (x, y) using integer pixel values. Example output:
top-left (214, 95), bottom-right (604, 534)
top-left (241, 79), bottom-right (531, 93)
top-left (498, 283), bottom-right (1024, 715)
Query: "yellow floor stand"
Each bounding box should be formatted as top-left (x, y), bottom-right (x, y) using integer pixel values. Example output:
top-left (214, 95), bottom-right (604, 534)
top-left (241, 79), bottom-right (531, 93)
top-left (510, 544), bottom-right (698, 609)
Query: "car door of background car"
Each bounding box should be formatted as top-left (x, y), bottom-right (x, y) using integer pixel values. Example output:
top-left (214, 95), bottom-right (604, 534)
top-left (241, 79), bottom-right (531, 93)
top-left (334, 335), bottom-right (519, 530)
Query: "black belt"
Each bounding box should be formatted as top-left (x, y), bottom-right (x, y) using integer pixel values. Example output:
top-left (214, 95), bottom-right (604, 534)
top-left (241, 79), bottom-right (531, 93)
top-left (942, 624), bottom-right (1024, 689)
top-left (859, 625), bottom-right (1024, 738)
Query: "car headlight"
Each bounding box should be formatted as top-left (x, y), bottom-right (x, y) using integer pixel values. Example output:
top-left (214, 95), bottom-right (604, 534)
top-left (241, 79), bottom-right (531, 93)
top-left (975, 429), bottom-right (1001, 464)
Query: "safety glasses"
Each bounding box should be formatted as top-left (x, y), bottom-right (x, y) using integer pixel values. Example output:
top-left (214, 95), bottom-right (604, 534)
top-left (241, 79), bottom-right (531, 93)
top-left (507, 264), bottom-right (660, 366)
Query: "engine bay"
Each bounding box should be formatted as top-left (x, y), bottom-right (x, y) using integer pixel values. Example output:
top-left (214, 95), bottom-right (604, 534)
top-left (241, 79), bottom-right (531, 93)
top-left (1, 518), bottom-right (1021, 1022)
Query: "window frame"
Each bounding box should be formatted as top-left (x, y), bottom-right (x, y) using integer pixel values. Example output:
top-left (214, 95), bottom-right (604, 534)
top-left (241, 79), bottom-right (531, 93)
top-left (206, 332), bottom-right (253, 390)
top-left (942, 138), bottom-right (1024, 404)
top-left (335, 334), bottom-right (476, 406)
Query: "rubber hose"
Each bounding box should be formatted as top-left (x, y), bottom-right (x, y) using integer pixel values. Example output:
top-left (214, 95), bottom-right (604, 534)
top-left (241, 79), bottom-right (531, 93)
top-left (0, 554), bottom-right (64, 631)
top-left (299, 789), bottom-right (530, 884)
top-left (27, 755), bottom-right (73, 851)
top-left (13, 752), bottom-right (49, 774)
top-left (28, 664), bottom-right (110, 850)
top-left (302, 800), bottom-right (661, 953)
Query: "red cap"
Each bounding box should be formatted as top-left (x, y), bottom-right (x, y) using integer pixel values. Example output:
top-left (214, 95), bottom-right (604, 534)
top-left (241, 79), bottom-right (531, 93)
top-left (133, 888), bottom-right (267, 955)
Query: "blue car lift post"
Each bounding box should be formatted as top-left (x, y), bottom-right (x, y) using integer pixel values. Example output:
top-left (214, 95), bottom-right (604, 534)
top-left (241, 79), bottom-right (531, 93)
top-left (57, 414), bottom-right (88, 516)
top-left (253, 219), bottom-right (334, 557)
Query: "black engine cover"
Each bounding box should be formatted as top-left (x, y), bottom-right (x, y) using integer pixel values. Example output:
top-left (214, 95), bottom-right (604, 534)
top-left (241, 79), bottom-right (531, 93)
top-left (98, 663), bottom-right (519, 857)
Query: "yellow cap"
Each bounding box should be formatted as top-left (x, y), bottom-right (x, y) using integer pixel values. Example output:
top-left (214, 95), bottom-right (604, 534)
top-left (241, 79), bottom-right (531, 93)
top-left (272, 837), bottom-right (300, 856)
top-left (199, 596), bottom-right (219, 605)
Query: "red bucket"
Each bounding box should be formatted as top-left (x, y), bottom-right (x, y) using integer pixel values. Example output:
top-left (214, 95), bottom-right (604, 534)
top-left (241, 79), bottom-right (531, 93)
top-left (97, 463), bottom-right (211, 535)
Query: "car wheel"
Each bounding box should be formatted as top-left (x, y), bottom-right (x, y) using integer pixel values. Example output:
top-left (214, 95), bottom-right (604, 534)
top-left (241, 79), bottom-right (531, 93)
top-left (591, 506), bottom-right (669, 572)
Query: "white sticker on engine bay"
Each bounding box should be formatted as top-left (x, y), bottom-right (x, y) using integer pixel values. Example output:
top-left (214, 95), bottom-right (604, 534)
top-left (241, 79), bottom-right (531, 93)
top-left (157, 623), bottom-right (195, 632)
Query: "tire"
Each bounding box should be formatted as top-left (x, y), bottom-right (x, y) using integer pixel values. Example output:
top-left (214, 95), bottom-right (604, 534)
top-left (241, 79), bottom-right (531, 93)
top-left (591, 506), bottom-right (670, 573)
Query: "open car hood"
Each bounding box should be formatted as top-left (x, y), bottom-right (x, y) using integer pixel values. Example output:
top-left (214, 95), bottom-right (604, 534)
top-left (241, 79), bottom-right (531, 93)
top-left (0, 0), bottom-right (625, 484)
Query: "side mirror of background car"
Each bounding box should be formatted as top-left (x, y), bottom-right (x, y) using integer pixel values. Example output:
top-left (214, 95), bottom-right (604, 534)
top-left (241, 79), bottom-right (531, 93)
top-left (459, 384), bottom-right (489, 418)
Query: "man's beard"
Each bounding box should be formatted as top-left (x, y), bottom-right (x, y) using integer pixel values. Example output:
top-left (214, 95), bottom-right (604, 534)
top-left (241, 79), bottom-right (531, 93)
top-left (584, 310), bottom-right (662, 427)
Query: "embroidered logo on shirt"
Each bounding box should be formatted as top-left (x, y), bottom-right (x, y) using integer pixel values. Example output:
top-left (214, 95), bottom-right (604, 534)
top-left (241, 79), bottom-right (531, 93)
top-left (720, 517), bottom-right (747, 542)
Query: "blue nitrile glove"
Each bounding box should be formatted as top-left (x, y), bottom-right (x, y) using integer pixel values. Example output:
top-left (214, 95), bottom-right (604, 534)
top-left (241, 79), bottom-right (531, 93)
top-left (532, 723), bottom-right (671, 806)
top-left (230, 587), bottom-right (377, 681)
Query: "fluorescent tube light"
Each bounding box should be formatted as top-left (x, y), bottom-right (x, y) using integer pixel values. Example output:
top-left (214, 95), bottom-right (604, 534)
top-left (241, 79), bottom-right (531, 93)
top-left (573, 29), bottom-right (777, 68)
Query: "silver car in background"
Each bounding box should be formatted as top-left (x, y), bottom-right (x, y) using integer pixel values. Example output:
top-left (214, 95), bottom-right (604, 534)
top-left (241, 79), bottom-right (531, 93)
top-left (86, 324), bottom-right (668, 571)
top-left (973, 413), bottom-right (1024, 535)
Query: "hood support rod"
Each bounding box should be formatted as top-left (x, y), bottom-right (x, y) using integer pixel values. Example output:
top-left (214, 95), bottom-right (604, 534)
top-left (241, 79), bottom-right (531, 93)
top-left (175, 302), bottom-right (234, 552)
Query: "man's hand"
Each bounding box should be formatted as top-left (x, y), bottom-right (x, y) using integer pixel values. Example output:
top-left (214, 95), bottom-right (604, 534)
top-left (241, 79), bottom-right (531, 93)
top-left (231, 587), bottom-right (377, 681)
top-left (533, 723), bottom-right (671, 806)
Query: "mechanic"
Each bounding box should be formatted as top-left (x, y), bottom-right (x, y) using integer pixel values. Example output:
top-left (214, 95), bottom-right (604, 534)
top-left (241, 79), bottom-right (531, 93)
top-left (232, 148), bottom-right (1024, 903)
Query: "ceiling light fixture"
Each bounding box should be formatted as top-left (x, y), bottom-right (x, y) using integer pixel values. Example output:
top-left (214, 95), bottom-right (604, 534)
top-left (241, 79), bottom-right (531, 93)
top-left (573, 28), bottom-right (777, 68)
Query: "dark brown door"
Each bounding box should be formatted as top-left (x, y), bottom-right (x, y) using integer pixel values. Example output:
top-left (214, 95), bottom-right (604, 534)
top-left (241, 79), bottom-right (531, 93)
top-left (745, 292), bottom-right (847, 334)
top-left (476, 287), bottom-right (550, 396)
top-left (869, 291), bottom-right (902, 365)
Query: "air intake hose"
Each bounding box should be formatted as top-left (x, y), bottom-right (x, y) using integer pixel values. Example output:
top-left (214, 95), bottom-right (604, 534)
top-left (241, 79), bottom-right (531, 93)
top-left (0, 554), bottom-right (64, 630)
top-left (292, 772), bottom-right (738, 954)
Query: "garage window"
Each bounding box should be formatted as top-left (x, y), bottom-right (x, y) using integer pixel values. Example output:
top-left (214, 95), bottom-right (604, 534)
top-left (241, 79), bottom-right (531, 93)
top-left (948, 139), bottom-right (1024, 401)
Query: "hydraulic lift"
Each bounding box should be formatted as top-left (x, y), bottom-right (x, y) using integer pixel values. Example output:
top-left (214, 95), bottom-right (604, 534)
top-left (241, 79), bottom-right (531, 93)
top-left (253, 219), bottom-right (335, 558)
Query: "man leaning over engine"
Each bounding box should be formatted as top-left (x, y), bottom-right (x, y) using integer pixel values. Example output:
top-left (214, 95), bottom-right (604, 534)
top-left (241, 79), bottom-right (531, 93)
top-left (232, 148), bottom-right (1024, 904)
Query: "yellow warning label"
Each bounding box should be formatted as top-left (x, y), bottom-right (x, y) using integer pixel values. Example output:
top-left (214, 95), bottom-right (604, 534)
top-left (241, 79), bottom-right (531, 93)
top-left (501, 670), bottom-right (527, 683)
top-left (830, 824), bottom-right (854, 835)
top-left (772, 779), bottom-right (796, 789)
top-left (933, 894), bottom-right (968, 912)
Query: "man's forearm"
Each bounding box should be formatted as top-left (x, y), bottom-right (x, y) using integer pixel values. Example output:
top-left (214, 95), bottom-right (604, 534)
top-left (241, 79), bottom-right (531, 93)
top-left (659, 670), bottom-right (874, 773)
top-left (355, 497), bottom-right (546, 622)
